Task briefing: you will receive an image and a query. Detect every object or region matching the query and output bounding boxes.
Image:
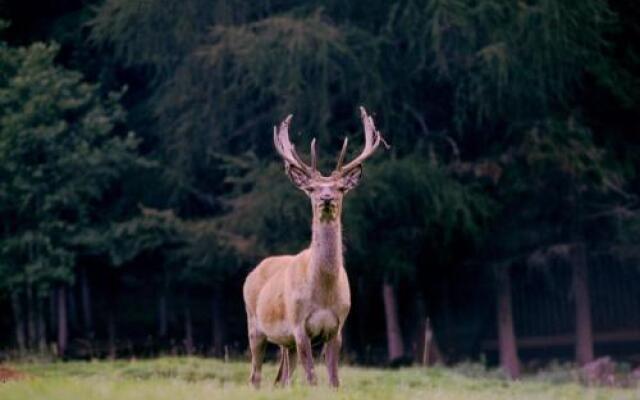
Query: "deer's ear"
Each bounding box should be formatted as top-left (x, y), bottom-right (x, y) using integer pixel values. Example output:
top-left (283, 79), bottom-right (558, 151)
top-left (342, 166), bottom-right (363, 191)
top-left (286, 165), bottom-right (311, 188)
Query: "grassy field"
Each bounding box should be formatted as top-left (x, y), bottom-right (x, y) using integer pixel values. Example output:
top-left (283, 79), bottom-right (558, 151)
top-left (0, 357), bottom-right (637, 400)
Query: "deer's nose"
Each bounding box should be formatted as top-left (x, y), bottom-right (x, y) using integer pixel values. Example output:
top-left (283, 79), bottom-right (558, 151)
top-left (319, 193), bottom-right (334, 203)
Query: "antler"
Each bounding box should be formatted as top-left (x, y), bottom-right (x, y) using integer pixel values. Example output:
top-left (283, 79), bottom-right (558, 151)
top-left (335, 106), bottom-right (388, 173)
top-left (273, 115), bottom-right (318, 176)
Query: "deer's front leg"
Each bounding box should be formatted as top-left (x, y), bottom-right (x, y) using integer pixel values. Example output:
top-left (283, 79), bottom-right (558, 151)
top-left (248, 321), bottom-right (267, 388)
top-left (325, 332), bottom-right (342, 387)
top-left (294, 326), bottom-right (317, 385)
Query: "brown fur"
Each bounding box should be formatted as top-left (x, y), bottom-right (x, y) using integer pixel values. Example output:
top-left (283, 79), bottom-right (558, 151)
top-left (243, 108), bottom-right (385, 388)
top-left (243, 219), bottom-right (351, 387)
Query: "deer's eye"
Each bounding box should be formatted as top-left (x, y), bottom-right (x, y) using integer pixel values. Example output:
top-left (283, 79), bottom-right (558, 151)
top-left (306, 186), bottom-right (315, 193)
top-left (337, 186), bottom-right (347, 193)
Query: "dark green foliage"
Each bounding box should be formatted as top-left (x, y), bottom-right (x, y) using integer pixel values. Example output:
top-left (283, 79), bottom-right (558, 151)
top-left (347, 155), bottom-right (494, 281)
top-left (109, 206), bottom-right (236, 286)
top-left (217, 156), bottom-right (311, 259)
top-left (89, 0), bottom-right (219, 81)
top-left (0, 38), bottom-right (143, 296)
top-left (404, 0), bottom-right (614, 130)
top-left (1, 0), bottom-right (640, 360)
top-left (92, 6), bottom-right (382, 213)
top-left (108, 207), bottom-right (184, 268)
top-left (489, 117), bottom-right (629, 264)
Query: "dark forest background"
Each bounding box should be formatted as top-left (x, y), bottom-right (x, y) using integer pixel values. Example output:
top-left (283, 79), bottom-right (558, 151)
top-left (1, 0), bottom-right (640, 379)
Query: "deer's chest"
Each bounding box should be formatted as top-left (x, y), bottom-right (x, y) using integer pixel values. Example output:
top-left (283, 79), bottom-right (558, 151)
top-left (303, 281), bottom-right (350, 340)
top-left (289, 271), bottom-right (351, 324)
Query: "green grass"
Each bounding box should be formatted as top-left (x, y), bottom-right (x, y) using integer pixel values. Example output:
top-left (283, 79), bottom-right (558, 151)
top-left (0, 357), bottom-right (637, 400)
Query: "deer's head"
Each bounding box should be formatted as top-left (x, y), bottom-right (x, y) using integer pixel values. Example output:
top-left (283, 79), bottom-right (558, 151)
top-left (274, 107), bottom-right (388, 223)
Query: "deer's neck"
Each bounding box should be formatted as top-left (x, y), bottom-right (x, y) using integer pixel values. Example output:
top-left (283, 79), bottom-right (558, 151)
top-left (309, 219), bottom-right (343, 281)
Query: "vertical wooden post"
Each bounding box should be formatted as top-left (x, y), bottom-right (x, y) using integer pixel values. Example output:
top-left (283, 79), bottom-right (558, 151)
top-left (382, 281), bottom-right (405, 361)
top-left (495, 267), bottom-right (520, 379)
top-left (572, 244), bottom-right (594, 365)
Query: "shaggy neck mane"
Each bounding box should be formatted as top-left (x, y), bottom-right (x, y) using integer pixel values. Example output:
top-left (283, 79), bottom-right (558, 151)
top-left (310, 218), bottom-right (343, 280)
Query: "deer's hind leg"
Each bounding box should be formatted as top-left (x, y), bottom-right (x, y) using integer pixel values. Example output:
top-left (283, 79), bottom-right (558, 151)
top-left (287, 349), bottom-right (297, 382)
top-left (275, 346), bottom-right (297, 386)
top-left (248, 319), bottom-right (267, 388)
top-left (274, 346), bottom-right (289, 386)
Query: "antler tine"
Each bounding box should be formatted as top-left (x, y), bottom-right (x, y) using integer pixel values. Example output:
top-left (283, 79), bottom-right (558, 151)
top-left (336, 137), bottom-right (349, 171)
top-left (339, 106), bottom-right (388, 172)
top-left (273, 114), bottom-right (316, 175)
top-left (273, 116), bottom-right (293, 163)
top-left (310, 138), bottom-right (317, 171)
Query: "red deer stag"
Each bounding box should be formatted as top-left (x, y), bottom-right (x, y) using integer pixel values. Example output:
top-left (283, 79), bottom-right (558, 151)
top-left (243, 107), bottom-right (387, 388)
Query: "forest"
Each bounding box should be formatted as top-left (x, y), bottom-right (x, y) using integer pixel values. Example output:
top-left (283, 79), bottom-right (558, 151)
top-left (1, 0), bottom-right (640, 381)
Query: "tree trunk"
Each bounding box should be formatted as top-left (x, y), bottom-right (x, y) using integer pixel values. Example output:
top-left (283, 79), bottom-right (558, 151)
top-left (211, 283), bottom-right (225, 357)
top-left (67, 282), bottom-right (78, 334)
top-left (342, 321), bottom-right (352, 361)
top-left (106, 274), bottom-right (119, 359)
top-left (355, 277), bottom-right (368, 360)
top-left (157, 290), bottom-right (168, 339)
top-left (48, 289), bottom-right (57, 337)
top-left (10, 291), bottom-right (26, 354)
top-left (382, 281), bottom-right (405, 361)
top-left (107, 307), bottom-right (117, 359)
top-left (37, 297), bottom-right (47, 352)
top-left (26, 283), bottom-right (37, 349)
top-left (80, 266), bottom-right (93, 339)
top-left (184, 300), bottom-right (194, 355)
top-left (57, 285), bottom-right (68, 358)
top-left (495, 267), bottom-right (520, 379)
top-left (572, 244), bottom-right (594, 365)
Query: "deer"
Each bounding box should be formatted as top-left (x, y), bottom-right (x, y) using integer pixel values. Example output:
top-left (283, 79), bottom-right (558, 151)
top-left (242, 107), bottom-right (387, 388)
